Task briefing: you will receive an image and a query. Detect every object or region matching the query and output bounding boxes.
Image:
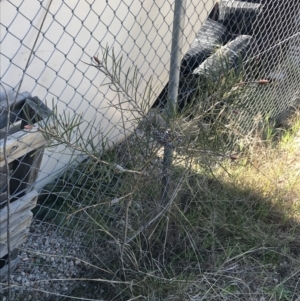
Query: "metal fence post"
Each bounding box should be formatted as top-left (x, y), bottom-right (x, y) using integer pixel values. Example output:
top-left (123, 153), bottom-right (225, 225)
top-left (161, 0), bottom-right (186, 204)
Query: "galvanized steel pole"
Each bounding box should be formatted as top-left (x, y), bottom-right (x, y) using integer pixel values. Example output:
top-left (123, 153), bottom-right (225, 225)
top-left (161, 0), bottom-right (186, 204)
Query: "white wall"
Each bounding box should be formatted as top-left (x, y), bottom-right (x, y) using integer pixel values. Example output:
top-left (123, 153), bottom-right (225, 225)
top-left (0, 0), bottom-right (215, 188)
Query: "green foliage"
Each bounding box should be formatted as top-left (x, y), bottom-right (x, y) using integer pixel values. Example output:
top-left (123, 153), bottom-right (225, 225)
top-left (34, 46), bottom-right (300, 300)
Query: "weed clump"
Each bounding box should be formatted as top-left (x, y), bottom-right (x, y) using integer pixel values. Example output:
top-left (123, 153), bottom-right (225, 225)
top-left (34, 47), bottom-right (300, 300)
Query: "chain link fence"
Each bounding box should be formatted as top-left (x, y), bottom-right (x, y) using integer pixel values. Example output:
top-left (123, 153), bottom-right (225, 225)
top-left (1, 0), bottom-right (300, 300)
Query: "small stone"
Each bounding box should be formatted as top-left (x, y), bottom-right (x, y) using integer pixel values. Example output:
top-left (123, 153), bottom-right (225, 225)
top-left (21, 272), bottom-right (25, 276)
top-left (22, 257), bottom-right (29, 262)
top-left (50, 257), bottom-right (54, 262)
top-left (16, 276), bottom-right (22, 282)
top-left (75, 260), bottom-right (80, 265)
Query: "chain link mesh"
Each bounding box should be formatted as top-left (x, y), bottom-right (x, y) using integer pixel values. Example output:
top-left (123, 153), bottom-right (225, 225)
top-left (0, 0), bottom-right (300, 300)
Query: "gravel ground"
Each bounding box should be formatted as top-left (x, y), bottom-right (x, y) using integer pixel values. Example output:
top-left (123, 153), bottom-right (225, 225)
top-left (0, 219), bottom-right (98, 301)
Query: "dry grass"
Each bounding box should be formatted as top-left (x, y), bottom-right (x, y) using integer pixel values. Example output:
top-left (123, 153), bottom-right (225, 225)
top-left (37, 109), bottom-right (300, 301)
top-left (77, 112), bottom-right (300, 300)
top-left (182, 110), bottom-right (300, 301)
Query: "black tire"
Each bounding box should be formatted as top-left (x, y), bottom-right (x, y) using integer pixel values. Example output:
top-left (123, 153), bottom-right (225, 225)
top-left (180, 19), bottom-right (228, 76)
top-left (218, 0), bottom-right (262, 36)
top-left (193, 35), bottom-right (253, 77)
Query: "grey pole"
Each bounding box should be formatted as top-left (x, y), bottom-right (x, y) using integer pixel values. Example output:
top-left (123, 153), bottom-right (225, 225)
top-left (161, 0), bottom-right (186, 204)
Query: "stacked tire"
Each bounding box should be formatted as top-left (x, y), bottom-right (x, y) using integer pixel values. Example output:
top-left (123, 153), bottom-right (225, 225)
top-left (153, 0), bottom-right (299, 110)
